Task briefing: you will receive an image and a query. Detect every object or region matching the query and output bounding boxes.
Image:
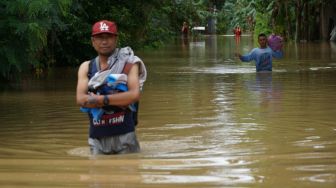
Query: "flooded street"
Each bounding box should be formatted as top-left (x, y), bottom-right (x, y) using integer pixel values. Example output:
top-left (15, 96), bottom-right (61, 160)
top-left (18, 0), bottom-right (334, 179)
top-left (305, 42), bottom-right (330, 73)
top-left (0, 35), bottom-right (336, 187)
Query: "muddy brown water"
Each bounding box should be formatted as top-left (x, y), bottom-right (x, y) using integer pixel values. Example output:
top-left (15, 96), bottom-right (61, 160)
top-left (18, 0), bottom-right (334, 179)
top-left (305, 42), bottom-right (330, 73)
top-left (0, 35), bottom-right (335, 187)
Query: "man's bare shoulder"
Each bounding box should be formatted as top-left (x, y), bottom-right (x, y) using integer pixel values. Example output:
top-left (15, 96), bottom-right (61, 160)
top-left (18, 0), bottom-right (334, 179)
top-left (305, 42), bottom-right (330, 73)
top-left (79, 60), bottom-right (90, 70)
top-left (81, 60), bottom-right (90, 67)
top-left (77, 60), bottom-right (91, 76)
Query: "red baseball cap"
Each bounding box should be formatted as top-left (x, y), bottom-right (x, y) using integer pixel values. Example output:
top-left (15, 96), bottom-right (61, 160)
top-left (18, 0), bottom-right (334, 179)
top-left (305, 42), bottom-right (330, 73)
top-left (91, 20), bottom-right (118, 36)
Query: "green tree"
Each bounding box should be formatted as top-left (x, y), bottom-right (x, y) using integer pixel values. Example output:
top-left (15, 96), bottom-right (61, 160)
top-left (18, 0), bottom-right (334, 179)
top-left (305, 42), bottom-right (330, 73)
top-left (0, 0), bottom-right (71, 79)
top-left (54, 0), bottom-right (176, 65)
top-left (220, 0), bottom-right (257, 33)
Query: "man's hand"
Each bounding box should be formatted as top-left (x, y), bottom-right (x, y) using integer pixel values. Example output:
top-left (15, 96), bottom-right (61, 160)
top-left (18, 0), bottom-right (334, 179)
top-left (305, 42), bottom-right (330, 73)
top-left (235, 52), bottom-right (242, 59)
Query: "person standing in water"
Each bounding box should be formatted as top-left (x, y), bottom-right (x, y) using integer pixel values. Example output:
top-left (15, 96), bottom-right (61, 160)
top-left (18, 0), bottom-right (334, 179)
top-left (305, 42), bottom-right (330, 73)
top-left (236, 33), bottom-right (283, 72)
top-left (76, 20), bottom-right (147, 155)
top-left (181, 21), bottom-right (189, 38)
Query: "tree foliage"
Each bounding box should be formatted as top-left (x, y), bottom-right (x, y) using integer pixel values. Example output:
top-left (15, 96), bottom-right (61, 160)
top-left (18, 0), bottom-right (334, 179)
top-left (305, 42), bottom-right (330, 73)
top-left (1, 0), bottom-right (335, 80)
top-left (0, 0), bottom-right (71, 79)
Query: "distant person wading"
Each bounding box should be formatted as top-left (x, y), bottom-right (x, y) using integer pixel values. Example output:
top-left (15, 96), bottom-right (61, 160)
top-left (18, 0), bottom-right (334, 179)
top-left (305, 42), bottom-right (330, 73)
top-left (236, 33), bottom-right (284, 72)
top-left (181, 21), bottom-right (189, 38)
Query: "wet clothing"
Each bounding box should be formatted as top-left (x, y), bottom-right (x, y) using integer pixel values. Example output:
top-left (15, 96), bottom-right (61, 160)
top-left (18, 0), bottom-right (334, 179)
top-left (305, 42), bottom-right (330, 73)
top-left (89, 132), bottom-right (140, 154)
top-left (81, 73), bottom-right (130, 121)
top-left (240, 47), bottom-right (283, 72)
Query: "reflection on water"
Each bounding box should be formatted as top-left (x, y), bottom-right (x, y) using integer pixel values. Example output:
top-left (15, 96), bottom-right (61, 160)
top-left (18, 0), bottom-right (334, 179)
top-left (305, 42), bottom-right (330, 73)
top-left (244, 73), bottom-right (282, 111)
top-left (0, 36), bottom-right (336, 188)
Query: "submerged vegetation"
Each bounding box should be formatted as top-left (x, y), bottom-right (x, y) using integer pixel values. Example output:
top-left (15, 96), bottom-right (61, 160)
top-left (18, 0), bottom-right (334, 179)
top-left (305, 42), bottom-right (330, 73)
top-left (0, 0), bottom-right (335, 79)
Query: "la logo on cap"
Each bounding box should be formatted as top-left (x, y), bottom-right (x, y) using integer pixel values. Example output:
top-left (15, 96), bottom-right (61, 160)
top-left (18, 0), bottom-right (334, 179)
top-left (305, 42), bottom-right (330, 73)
top-left (100, 22), bottom-right (109, 31)
top-left (92, 20), bottom-right (118, 36)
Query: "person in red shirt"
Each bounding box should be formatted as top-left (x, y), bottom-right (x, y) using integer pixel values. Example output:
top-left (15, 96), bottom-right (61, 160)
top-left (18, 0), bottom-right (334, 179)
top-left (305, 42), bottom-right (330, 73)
top-left (234, 26), bottom-right (242, 37)
top-left (181, 21), bottom-right (189, 38)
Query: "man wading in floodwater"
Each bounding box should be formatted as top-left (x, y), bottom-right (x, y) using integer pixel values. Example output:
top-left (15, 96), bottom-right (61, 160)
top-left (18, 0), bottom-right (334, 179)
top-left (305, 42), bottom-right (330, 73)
top-left (236, 33), bottom-right (283, 72)
top-left (76, 20), bottom-right (147, 154)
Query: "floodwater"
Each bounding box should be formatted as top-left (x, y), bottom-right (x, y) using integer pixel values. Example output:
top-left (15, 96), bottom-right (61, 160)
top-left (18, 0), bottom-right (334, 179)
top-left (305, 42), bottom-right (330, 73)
top-left (0, 35), bottom-right (336, 188)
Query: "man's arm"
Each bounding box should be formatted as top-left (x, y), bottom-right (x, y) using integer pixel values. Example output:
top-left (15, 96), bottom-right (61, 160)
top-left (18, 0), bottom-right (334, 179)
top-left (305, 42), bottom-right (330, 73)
top-left (235, 52), bottom-right (242, 59)
top-left (76, 62), bottom-right (140, 108)
top-left (104, 63), bottom-right (140, 106)
top-left (76, 61), bottom-right (104, 108)
top-left (272, 49), bottom-right (284, 59)
top-left (236, 49), bottom-right (255, 62)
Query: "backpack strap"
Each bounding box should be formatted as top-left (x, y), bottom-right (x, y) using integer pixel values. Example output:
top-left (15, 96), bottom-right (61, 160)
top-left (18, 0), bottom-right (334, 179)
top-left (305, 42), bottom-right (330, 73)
top-left (122, 63), bottom-right (134, 74)
top-left (87, 58), bottom-right (101, 79)
top-left (87, 58), bottom-right (95, 78)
